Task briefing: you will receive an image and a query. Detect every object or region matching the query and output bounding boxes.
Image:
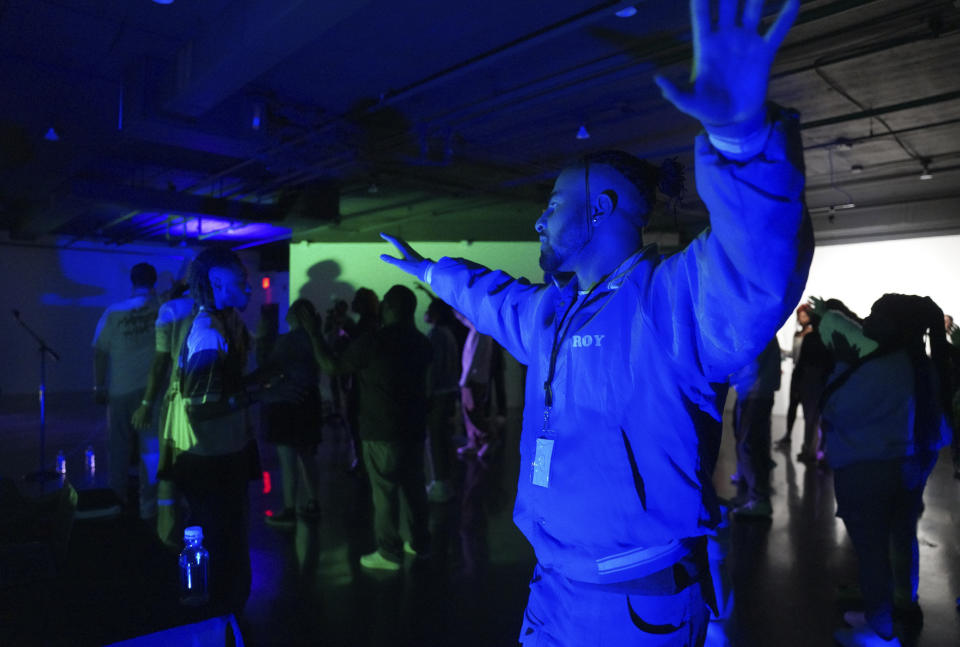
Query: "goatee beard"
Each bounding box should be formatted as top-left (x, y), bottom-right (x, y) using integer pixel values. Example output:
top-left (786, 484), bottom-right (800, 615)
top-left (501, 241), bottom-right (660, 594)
top-left (539, 245), bottom-right (560, 273)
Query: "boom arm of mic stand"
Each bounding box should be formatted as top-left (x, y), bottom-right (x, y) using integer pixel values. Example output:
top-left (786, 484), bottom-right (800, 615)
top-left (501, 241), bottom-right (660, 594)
top-left (12, 310), bottom-right (61, 361)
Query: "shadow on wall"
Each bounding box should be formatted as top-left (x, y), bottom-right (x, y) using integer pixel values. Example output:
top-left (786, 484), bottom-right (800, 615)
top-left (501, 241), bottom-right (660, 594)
top-left (298, 260), bottom-right (357, 316)
top-left (2, 242), bottom-right (190, 396)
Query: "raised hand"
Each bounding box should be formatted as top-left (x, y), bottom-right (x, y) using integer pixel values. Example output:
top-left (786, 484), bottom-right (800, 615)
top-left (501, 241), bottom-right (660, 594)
top-left (379, 232), bottom-right (429, 279)
top-left (654, 0), bottom-right (799, 134)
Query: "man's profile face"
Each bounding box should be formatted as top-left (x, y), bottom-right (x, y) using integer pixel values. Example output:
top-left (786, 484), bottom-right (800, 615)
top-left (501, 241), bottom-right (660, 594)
top-left (209, 264), bottom-right (251, 311)
top-left (535, 167), bottom-right (589, 273)
top-left (946, 315), bottom-right (954, 331)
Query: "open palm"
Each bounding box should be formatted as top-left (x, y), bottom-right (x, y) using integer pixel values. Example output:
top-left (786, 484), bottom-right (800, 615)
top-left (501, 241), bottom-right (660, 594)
top-left (656, 0), bottom-right (799, 131)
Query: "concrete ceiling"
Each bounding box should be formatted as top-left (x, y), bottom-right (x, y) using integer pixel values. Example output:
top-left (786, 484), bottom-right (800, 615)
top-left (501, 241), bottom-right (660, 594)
top-left (1, 0), bottom-right (958, 250)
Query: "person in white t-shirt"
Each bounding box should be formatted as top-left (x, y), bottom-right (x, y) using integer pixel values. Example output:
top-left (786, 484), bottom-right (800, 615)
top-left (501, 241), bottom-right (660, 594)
top-left (92, 262), bottom-right (160, 519)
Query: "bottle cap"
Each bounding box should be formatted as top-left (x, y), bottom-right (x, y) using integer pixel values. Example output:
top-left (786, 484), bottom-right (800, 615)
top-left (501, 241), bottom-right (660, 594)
top-left (184, 526), bottom-right (203, 542)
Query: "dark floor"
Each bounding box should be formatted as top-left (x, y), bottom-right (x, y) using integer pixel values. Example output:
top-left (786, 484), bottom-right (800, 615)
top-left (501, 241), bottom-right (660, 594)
top-left (1, 392), bottom-right (959, 647)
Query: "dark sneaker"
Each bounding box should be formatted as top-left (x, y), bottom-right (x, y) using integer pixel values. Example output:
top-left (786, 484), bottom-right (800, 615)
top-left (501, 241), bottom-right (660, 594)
top-left (733, 499), bottom-right (772, 520)
top-left (297, 501), bottom-right (321, 522)
top-left (264, 508), bottom-right (296, 528)
top-left (833, 625), bottom-right (902, 646)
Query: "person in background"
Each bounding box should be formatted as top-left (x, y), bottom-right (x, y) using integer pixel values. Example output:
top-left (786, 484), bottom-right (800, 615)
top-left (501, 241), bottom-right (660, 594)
top-left (308, 285), bottom-right (433, 571)
top-left (343, 287), bottom-right (381, 472)
top-left (729, 337), bottom-right (781, 519)
top-left (944, 314), bottom-right (960, 479)
top-left (489, 341), bottom-right (509, 429)
top-left (781, 302), bottom-right (833, 464)
top-left (93, 262), bottom-right (161, 521)
top-left (815, 294), bottom-right (952, 647)
top-left (777, 304), bottom-right (813, 447)
top-left (260, 299), bottom-right (324, 526)
top-left (454, 310), bottom-right (495, 460)
top-left (324, 299), bottom-right (352, 418)
top-left (424, 297), bottom-right (461, 503)
top-left (132, 280), bottom-right (194, 548)
top-left (174, 247), bottom-right (298, 614)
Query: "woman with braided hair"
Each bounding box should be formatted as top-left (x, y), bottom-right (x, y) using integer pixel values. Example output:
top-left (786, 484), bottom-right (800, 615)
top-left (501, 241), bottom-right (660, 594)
top-left (814, 294), bottom-right (953, 647)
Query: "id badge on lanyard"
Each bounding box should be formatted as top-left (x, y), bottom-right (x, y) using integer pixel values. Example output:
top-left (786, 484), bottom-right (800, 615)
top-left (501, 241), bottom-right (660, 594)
top-left (532, 406), bottom-right (556, 488)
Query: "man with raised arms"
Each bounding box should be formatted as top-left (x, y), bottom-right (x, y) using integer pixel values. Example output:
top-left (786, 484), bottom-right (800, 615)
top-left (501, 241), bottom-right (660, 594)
top-left (382, 1), bottom-right (809, 644)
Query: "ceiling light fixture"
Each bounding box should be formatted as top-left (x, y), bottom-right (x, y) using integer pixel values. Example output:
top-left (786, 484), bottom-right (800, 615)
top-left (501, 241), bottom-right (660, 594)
top-left (576, 125), bottom-right (591, 140)
top-left (615, 6), bottom-right (638, 18)
top-left (919, 160), bottom-right (933, 180)
top-left (152, 0), bottom-right (175, 5)
top-left (43, 127), bottom-right (60, 142)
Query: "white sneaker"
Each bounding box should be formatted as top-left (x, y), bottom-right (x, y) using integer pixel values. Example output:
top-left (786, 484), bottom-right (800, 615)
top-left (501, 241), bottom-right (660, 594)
top-left (833, 625), bottom-right (902, 647)
top-left (359, 550), bottom-right (400, 571)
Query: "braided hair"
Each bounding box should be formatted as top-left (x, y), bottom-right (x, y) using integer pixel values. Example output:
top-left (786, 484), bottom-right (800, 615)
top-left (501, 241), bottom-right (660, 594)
top-left (187, 247), bottom-right (244, 310)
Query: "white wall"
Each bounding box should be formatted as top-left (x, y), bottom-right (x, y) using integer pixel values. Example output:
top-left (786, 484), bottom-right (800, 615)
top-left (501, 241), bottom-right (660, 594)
top-left (0, 237), bottom-right (288, 397)
top-left (773, 234), bottom-right (960, 414)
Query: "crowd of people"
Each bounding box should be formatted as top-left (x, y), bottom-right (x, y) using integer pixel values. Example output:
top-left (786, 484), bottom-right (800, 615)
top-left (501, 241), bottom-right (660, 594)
top-left (85, 1), bottom-right (960, 645)
top-left (93, 249), bottom-right (511, 614)
top-left (90, 254), bottom-right (960, 647)
top-left (723, 295), bottom-right (959, 647)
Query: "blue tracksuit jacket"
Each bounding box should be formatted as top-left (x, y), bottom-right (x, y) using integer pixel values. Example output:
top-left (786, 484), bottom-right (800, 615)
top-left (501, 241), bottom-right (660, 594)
top-left (426, 108), bottom-right (812, 584)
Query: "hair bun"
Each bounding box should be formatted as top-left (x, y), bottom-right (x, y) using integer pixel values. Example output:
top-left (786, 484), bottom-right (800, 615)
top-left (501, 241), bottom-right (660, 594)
top-left (657, 157), bottom-right (686, 201)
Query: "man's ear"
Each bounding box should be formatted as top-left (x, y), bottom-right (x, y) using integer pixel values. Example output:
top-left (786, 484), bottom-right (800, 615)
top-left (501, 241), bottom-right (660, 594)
top-left (594, 190), bottom-right (617, 219)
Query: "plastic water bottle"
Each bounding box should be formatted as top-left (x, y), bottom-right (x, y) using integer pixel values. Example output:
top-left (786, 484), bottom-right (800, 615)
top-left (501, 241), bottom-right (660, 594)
top-left (84, 445), bottom-right (96, 474)
top-left (179, 526), bottom-right (210, 606)
top-left (55, 451), bottom-right (66, 475)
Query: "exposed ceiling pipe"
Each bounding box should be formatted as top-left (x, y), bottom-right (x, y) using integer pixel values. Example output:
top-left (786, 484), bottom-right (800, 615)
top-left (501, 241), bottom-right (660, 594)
top-left (180, 1), bottom-right (634, 196)
top-left (803, 117), bottom-right (960, 151)
top-left (108, 213), bottom-right (188, 246)
top-left (96, 209), bottom-right (142, 234)
top-left (378, 1), bottom-right (636, 107)
top-left (802, 90), bottom-right (960, 131)
top-left (250, 1), bottom-right (957, 197)
top-left (806, 161), bottom-right (960, 193)
top-left (176, 0), bottom-right (958, 218)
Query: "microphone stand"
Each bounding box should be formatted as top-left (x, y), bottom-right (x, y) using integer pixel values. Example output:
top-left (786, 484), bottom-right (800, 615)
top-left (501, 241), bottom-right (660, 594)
top-left (12, 310), bottom-right (63, 483)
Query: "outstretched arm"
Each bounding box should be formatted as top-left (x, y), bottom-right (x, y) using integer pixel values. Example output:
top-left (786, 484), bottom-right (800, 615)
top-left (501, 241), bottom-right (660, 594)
top-left (655, 0), bottom-right (799, 156)
top-left (379, 233), bottom-right (434, 281)
top-left (642, 0), bottom-right (810, 378)
top-left (380, 233), bottom-right (542, 365)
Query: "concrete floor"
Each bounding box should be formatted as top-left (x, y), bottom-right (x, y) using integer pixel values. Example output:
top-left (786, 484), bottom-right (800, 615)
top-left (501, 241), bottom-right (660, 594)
top-left (1, 392), bottom-right (958, 646)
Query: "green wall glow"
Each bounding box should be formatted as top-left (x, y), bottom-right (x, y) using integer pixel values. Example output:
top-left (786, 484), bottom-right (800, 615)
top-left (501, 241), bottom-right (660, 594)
top-left (290, 240), bottom-right (542, 332)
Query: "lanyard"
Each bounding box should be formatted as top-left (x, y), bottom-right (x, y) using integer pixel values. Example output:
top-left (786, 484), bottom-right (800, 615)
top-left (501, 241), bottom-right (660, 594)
top-left (542, 273), bottom-right (611, 428)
